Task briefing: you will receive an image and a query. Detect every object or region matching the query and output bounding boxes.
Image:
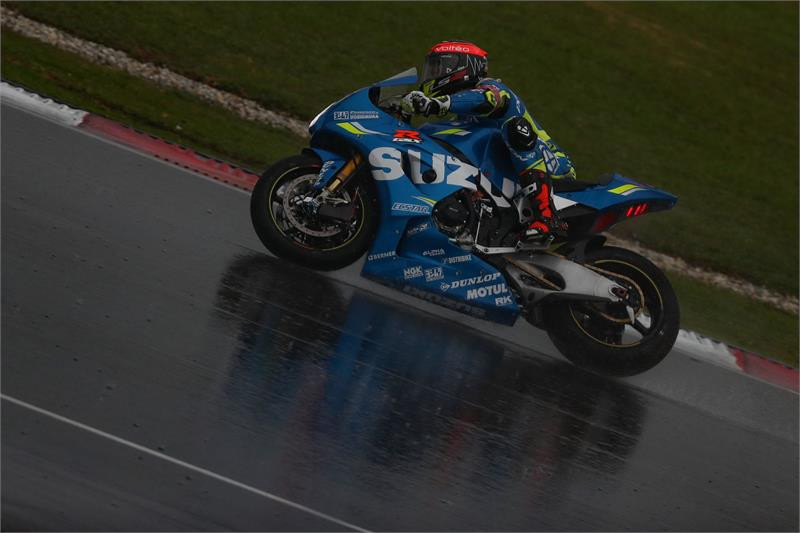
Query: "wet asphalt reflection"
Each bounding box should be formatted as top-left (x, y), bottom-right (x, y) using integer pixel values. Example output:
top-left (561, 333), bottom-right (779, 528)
top-left (2, 104), bottom-right (797, 531)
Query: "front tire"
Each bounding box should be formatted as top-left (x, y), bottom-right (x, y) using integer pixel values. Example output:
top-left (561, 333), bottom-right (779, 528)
top-left (544, 246), bottom-right (680, 377)
top-left (250, 154), bottom-right (378, 271)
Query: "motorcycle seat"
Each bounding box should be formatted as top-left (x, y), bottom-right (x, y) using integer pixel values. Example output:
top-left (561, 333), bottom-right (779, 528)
top-left (552, 173), bottom-right (614, 193)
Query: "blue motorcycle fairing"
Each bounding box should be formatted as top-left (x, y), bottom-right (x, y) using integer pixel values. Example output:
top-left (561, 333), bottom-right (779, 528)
top-left (557, 174), bottom-right (678, 212)
top-left (308, 68), bottom-right (418, 138)
top-left (306, 147), bottom-right (348, 189)
top-left (305, 67), bottom-right (675, 325)
top-left (419, 120), bottom-right (522, 199)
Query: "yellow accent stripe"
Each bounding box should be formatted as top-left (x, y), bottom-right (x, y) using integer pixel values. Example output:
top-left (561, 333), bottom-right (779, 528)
top-left (413, 195), bottom-right (437, 206)
top-left (433, 128), bottom-right (465, 136)
top-left (608, 184), bottom-right (639, 194)
top-left (523, 111), bottom-right (551, 142)
top-left (337, 122), bottom-right (364, 135)
top-left (522, 158), bottom-right (545, 173)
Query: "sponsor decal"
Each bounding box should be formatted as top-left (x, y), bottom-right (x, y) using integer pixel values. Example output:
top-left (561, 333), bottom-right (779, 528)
top-left (333, 110), bottom-right (380, 121)
top-left (406, 221), bottom-right (430, 236)
top-left (443, 254), bottom-right (472, 264)
top-left (495, 295), bottom-right (514, 306)
top-left (403, 266), bottom-right (423, 279)
top-left (338, 122), bottom-right (387, 136)
top-left (431, 43), bottom-right (486, 56)
top-left (318, 160), bottom-right (336, 179)
top-left (392, 202), bottom-right (431, 214)
top-left (441, 272), bottom-right (501, 291)
top-left (369, 147), bottom-right (478, 187)
top-left (402, 285), bottom-right (486, 318)
top-left (422, 248), bottom-right (445, 257)
top-left (424, 266), bottom-right (443, 282)
top-left (466, 283), bottom-right (508, 300)
top-left (367, 250), bottom-right (396, 261)
top-left (542, 144), bottom-right (559, 174)
top-left (393, 129), bottom-right (423, 143)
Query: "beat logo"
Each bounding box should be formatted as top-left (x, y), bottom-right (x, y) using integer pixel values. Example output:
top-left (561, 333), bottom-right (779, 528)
top-left (424, 267), bottom-right (443, 282)
top-left (466, 283), bottom-right (507, 300)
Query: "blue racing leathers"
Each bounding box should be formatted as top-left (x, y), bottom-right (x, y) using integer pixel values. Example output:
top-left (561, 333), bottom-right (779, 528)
top-left (437, 79), bottom-right (576, 181)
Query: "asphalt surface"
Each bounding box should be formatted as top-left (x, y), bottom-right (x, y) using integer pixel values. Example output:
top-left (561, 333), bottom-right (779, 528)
top-left (2, 103), bottom-right (798, 531)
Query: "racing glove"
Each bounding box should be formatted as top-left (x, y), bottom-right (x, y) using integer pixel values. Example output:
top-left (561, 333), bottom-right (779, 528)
top-left (402, 91), bottom-right (451, 117)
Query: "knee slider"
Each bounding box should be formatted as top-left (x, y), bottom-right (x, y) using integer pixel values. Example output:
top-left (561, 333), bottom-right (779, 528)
top-left (506, 116), bottom-right (538, 152)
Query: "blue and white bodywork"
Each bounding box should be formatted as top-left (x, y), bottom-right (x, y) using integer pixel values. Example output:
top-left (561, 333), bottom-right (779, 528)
top-left (304, 68), bottom-right (677, 326)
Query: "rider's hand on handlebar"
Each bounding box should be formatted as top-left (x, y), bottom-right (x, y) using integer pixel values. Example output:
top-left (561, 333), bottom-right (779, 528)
top-left (401, 91), bottom-right (429, 115)
top-left (401, 91), bottom-right (450, 117)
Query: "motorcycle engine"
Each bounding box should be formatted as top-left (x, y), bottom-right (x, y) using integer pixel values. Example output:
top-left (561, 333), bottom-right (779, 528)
top-left (433, 190), bottom-right (477, 240)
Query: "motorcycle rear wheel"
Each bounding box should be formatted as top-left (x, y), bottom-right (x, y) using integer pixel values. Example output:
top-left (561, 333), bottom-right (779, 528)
top-left (544, 246), bottom-right (680, 377)
top-left (250, 154), bottom-right (378, 270)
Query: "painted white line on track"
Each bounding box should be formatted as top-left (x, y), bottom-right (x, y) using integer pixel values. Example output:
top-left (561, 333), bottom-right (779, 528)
top-left (1, 393), bottom-right (371, 532)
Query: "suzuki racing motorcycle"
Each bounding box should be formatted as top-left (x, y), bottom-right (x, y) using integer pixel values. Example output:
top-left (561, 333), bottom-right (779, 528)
top-left (250, 68), bottom-right (680, 377)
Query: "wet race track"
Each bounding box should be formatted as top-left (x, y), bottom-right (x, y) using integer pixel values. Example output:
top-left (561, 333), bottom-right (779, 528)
top-left (2, 104), bottom-right (798, 531)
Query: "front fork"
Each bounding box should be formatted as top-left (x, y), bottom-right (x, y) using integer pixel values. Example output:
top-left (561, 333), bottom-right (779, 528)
top-left (301, 152), bottom-right (364, 217)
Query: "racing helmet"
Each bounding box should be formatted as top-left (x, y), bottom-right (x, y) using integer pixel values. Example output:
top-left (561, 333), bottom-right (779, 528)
top-left (421, 41), bottom-right (488, 97)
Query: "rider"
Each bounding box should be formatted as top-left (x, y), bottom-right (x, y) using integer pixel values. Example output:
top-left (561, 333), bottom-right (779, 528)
top-left (402, 40), bottom-right (576, 241)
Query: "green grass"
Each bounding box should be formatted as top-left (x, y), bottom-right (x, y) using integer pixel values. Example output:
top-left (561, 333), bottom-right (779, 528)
top-left (1, 30), bottom-right (305, 170)
top-left (7, 1), bottom-right (799, 295)
top-left (1, 25), bottom-right (796, 367)
top-left (669, 272), bottom-right (797, 366)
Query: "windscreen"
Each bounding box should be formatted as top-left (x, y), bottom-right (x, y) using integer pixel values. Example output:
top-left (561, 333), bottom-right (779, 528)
top-left (374, 67), bottom-right (418, 88)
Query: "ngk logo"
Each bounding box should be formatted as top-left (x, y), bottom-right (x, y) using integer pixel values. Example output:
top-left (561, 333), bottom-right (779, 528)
top-left (404, 266), bottom-right (423, 279)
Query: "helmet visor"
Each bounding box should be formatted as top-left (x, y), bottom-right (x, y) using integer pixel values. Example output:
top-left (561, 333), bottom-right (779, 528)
top-left (422, 53), bottom-right (465, 83)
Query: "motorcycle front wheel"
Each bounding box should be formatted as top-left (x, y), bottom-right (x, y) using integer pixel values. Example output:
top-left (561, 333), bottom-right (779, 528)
top-left (250, 154), bottom-right (378, 271)
top-left (544, 246), bottom-right (680, 377)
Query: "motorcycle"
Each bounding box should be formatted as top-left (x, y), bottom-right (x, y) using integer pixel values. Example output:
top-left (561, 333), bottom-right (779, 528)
top-left (250, 68), bottom-right (680, 376)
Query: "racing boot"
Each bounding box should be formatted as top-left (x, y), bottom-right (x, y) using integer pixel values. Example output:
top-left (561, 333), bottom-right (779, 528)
top-left (521, 171), bottom-right (566, 242)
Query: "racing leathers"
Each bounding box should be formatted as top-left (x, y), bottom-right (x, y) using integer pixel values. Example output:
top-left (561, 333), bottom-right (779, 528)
top-left (403, 79), bottom-right (575, 240)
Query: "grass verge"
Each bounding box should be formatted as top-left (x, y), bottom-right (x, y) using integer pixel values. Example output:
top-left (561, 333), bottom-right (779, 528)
top-left (7, 1), bottom-right (799, 295)
top-left (1, 29), bottom-right (305, 170)
top-left (2, 29), bottom-right (796, 367)
top-left (668, 273), bottom-right (797, 367)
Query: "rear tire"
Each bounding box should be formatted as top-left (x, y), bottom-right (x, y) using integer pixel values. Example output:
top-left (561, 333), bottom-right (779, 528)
top-left (250, 154), bottom-right (378, 271)
top-left (544, 246), bottom-right (680, 377)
